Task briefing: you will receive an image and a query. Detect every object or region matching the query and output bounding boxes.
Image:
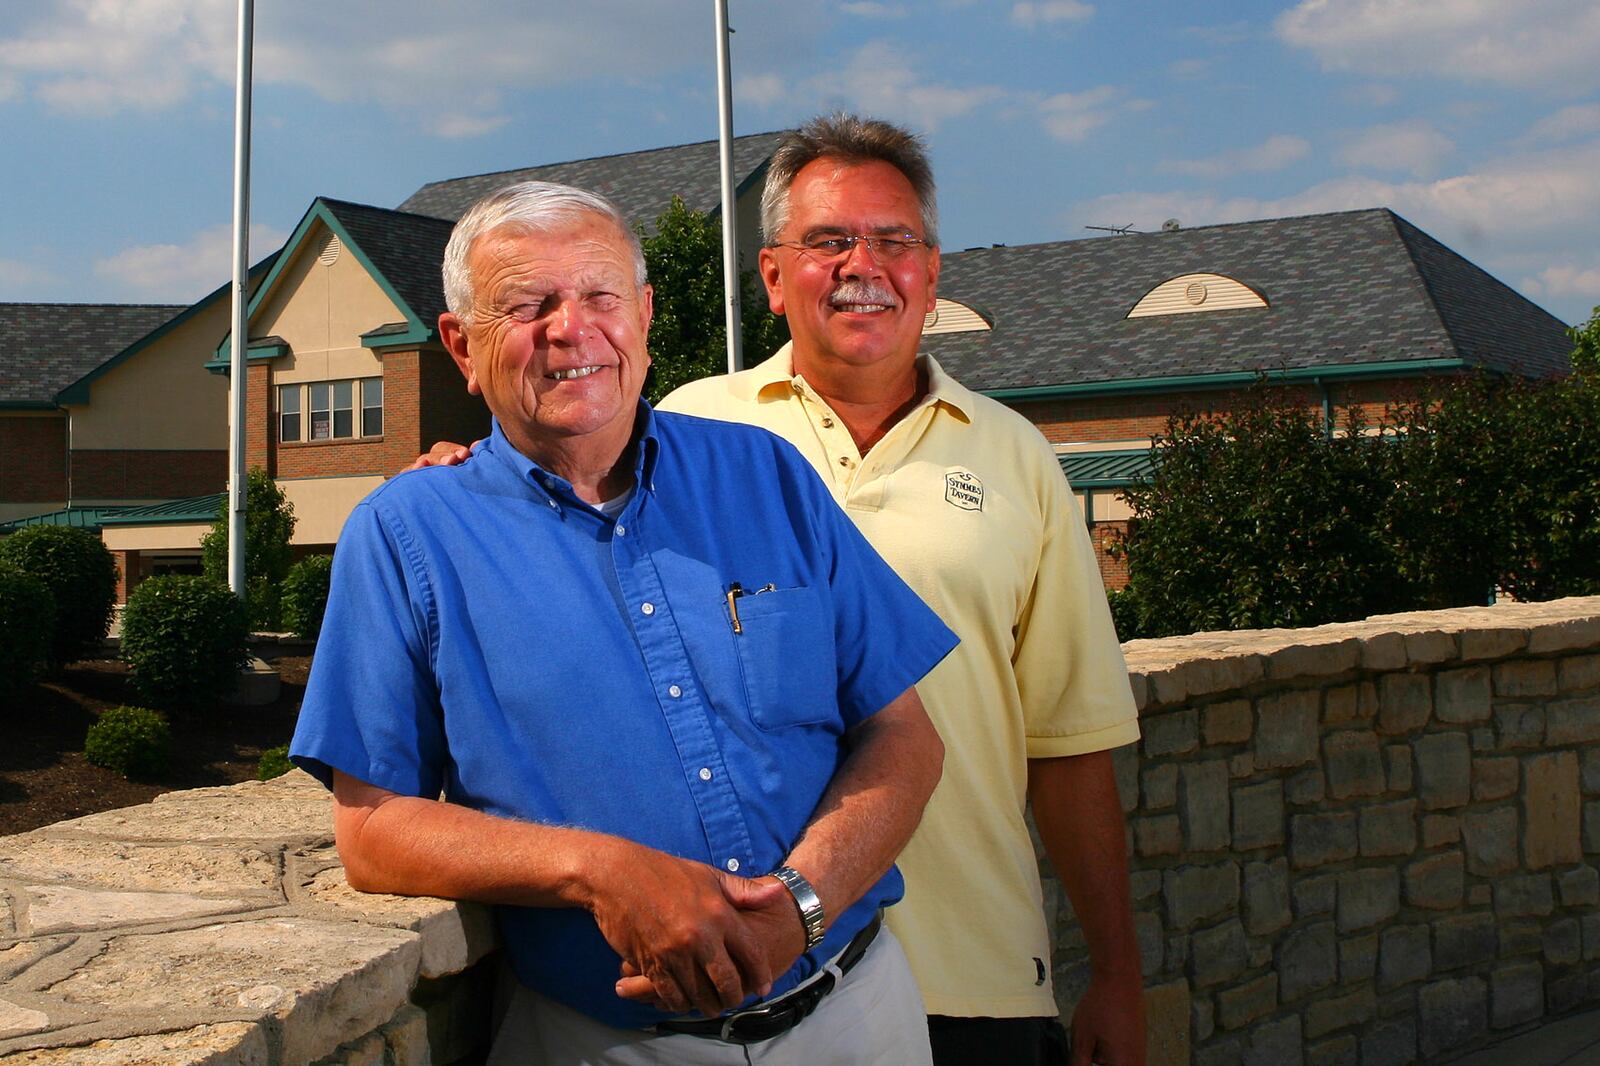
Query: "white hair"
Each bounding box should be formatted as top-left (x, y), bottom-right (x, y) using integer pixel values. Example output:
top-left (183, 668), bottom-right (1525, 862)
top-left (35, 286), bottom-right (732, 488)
top-left (441, 181), bottom-right (647, 323)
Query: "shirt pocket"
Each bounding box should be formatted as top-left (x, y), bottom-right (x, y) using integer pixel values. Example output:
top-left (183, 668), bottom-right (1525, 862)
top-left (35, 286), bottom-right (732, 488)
top-left (730, 586), bottom-right (837, 730)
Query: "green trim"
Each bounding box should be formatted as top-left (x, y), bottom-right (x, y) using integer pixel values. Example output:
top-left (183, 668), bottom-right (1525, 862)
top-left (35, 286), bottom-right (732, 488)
top-left (361, 324), bottom-right (436, 349)
top-left (0, 400), bottom-right (63, 412)
top-left (203, 337), bottom-right (290, 372)
top-left (983, 358), bottom-right (1472, 402)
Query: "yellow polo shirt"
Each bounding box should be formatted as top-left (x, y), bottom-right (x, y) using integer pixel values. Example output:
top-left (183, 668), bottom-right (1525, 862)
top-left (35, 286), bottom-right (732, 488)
top-left (661, 346), bottom-right (1139, 1018)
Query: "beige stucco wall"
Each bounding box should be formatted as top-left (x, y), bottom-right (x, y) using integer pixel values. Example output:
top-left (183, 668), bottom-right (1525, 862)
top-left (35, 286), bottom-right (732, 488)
top-left (100, 521), bottom-right (212, 552)
top-left (280, 475), bottom-right (385, 546)
top-left (66, 301), bottom-right (230, 451)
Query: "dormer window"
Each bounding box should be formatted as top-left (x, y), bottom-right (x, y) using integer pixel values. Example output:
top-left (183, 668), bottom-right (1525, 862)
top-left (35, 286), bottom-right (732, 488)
top-left (1126, 273), bottom-right (1268, 318)
top-left (921, 298), bottom-right (993, 335)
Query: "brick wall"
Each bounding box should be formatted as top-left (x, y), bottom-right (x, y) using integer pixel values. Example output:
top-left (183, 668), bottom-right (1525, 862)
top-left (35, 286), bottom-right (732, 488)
top-left (70, 450), bottom-right (226, 500)
top-left (1091, 521), bottom-right (1130, 589)
top-left (0, 415), bottom-right (67, 502)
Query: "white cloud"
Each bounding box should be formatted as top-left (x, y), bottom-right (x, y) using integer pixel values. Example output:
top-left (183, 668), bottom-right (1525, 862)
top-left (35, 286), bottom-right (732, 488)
top-left (789, 42), bottom-right (1004, 130)
top-left (734, 73), bottom-right (787, 109)
top-left (1520, 263), bottom-right (1600, 306)
top-left (0, 258), bottom-right (60, 291)
top-left (93, 222), bottom-right (288, 302)
top-left (1010, 1), bottom-right (1094, 29)
top-left (1276, 0), bottom-right (1600, 93)
top-left (1037, 86), bottom-right (1147, 142)
top-left (840, 2), bottom-right (909, 17)
top-left (1335, 121), bottom-right (1455, 177)
top-left (1526, 103), bottom-right (1600, 145)
top-left (426, 112), bottom-right (512, 139)
top-left (1160, 135), bottom-right (1311, 179)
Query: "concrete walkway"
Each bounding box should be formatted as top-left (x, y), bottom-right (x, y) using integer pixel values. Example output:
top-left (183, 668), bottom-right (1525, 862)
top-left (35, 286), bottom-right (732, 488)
top-left (1444, 1007), bottom-right (1600, 1065)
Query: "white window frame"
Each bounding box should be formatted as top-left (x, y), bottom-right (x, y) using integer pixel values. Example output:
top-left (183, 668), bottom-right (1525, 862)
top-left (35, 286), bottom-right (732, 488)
top-left (278, 377), bottom-right (384, 444)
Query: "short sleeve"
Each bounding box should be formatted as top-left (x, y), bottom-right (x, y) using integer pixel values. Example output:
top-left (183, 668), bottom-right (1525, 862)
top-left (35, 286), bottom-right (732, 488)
top-left (289, 500), bottom-right (449, 797)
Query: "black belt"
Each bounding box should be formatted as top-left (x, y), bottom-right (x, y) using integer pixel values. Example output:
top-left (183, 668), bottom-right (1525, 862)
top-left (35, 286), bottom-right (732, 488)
top-left (655, 910), bottom-right (883, 1045)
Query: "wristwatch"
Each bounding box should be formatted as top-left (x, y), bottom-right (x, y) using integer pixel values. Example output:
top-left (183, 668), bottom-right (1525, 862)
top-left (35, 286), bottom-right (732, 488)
top-left (770, 865), bottom-right (826, 950)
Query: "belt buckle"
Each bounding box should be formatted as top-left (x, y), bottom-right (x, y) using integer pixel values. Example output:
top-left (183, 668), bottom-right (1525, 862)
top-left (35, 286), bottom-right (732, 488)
top-left (718, 997), bottom-right (798, 1045)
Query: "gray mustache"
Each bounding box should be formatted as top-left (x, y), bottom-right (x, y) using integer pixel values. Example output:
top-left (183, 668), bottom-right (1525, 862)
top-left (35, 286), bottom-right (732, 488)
top-left (829, 281), bottom-right (897, 308)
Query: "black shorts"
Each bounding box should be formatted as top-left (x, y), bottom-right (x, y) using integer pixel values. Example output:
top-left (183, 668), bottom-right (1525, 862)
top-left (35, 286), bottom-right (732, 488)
top-left (927, 1014), bottom-right (1070, 1066)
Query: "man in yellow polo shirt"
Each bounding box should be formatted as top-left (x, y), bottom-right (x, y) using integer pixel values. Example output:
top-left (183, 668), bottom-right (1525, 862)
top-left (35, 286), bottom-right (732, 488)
top-left (660, 115), bottom-right (1145, 1065)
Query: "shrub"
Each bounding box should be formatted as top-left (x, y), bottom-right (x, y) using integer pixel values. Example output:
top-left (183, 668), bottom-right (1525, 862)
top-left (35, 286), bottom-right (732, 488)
top-left (0, 564), bottom-right (56, 692)
top-left (257, 744), bottom-right (293, 781)
top-left (281, 554), bottom-right (334, 640)
top-left (84, 706), bottom-right (172, 779)
top-left (201, 468), bottom-right (296, 630)
top-left (0, 525), bottom-right (118, 665)
top-left (121, 575), bottom-right (250, 708)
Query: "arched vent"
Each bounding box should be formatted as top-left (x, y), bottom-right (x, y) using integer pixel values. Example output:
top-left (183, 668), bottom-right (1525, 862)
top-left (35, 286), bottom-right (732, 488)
top-left (922, 298), bottom-right (992, 335)
top-left (1126, 273), bottom-right (1267, 318)
top-left (317, 234), bottom-right (342, 267)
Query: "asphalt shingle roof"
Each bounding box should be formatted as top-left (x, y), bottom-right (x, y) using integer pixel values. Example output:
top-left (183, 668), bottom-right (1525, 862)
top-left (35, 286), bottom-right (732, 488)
top-left (318, 200), bottom-right (457, 328)
top-left (0, 303), bottom-right (186, 406)
top-left (923, 209), bottom-right (1573, 392)
top-left (397, 131), bottom-right (786, 228)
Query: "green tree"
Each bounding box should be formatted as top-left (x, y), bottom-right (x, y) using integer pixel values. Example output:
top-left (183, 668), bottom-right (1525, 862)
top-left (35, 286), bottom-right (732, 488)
top-left (639, 197), bottom-right (788, 403)
top-left (1569, 305), bottom-right (1600, 375)
top-left (0, 525), bottom-right (118, 665)
top-left (121, 575), bottom-right (250, 708)
top-left (201, 468), bottom-right (296, 630)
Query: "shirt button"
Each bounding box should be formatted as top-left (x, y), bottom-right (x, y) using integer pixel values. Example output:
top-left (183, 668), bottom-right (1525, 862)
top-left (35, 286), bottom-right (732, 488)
top-left (640, 602), bottom-right (655, 616)
top-left (668, 684), bottom-right (682, 698)
top-left (615, 524), bottom-right (627, 537)
top-left (698, 767), bottom-right (712, 781)
top-left (725, 858), bottom-right (740, 872)
top-left (547, 499), bottom-right (560, 511)
top-left (821, 416), bottom-right (834, 428)
top-left (838, 456), bottom-right (852, 467)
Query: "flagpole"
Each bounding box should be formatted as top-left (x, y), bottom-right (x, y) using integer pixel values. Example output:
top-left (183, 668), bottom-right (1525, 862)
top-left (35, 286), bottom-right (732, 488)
top-left (227, 0), bottom-right (254, 598)
top-left (713, 0), bottom-right (742, 374)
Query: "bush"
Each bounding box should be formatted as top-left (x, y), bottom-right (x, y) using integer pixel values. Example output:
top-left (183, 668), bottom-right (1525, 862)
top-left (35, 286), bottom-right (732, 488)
top-left (0, 564), bottom-right (56, 692)
top-left (281, 554), bottom-right (334, 640)
top-left (257, 744), bottom-right (293, 781)
top-left (201, 468), bottom-right (296, 630)
top-left (121, 575), bottom-right (250, 708)
top-left (84, 706), bottom-right (172, 779)
top-left (0, 525), bottom-right (118, 665)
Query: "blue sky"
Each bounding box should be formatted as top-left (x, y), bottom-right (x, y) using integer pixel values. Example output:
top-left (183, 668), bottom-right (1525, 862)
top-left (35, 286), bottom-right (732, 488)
top-left (2, 0), bottom-right (1598, 324)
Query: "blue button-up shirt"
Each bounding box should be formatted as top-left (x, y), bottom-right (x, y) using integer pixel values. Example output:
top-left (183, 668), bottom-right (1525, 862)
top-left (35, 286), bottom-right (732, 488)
top-left (291, 406), bottom-right (957, 1029)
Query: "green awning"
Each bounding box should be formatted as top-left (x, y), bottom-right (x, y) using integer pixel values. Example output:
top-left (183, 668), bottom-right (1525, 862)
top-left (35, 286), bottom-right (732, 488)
top-left (1058, 449), bottom-right (1156, 489)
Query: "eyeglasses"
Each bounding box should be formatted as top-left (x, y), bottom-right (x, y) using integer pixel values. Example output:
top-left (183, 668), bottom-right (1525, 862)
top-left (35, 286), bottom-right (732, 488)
top-left (769, 234), bottom-right (930, 261)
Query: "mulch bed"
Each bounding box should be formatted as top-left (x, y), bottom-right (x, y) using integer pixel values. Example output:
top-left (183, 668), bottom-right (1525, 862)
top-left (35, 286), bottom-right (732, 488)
top-left (0, 653), bottom-right (308, 837)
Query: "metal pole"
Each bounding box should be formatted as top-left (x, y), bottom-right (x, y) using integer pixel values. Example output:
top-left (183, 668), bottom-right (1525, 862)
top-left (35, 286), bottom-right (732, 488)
top-left (226, 0), bottom-right (254, 598)
top-left (713, 0), bottom-right (742, 373)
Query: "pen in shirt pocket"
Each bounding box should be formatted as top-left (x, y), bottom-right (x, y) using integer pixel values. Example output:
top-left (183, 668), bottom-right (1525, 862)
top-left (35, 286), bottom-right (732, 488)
top-left (724, 582), bottom-right (777, 634)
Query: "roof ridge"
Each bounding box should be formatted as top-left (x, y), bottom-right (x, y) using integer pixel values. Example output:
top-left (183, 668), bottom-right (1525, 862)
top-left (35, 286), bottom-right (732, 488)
top-left (316, 197), bottom-right (458, 226)
top-left (407, 129), bottom-right (789, 189)
top-left (0, 301), bottom-right (187, 311)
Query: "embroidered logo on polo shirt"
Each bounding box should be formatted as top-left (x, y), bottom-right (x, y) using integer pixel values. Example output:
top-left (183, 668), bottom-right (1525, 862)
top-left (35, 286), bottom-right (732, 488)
top-left (944, 469), bottom-right (984, 511)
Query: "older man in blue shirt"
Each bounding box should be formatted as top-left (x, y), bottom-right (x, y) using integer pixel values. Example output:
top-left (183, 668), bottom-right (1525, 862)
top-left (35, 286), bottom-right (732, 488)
top-left (290, 181), bottom-right (956, 1064)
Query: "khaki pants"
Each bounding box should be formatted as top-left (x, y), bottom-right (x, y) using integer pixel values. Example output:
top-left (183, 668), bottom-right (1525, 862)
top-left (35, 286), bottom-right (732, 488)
top-left (488, 928), bottom-right (933, 1065)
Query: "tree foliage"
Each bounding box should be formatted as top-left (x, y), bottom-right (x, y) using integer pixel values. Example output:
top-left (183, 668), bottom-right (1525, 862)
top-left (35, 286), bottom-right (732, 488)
top-left (281, 553), bottom-right (333, 641)
top-left (122, 575), bottom-right (250, 708)
top-left (201, 468), bottom-right (296, 630)
top-left (0, 525), bottom-right (117, 665)
top-left (639, 197), bottom-right (789, 403)
top-left (84, 706), bottom-right (172, 780)
top-left (0, 563), bottom-right (56, 692)
top-left (1570, 305), bottom-right (1600, 376)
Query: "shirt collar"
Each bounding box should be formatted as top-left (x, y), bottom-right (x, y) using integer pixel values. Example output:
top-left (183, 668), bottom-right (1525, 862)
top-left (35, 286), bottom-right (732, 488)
top-left (741, 342), bottom-right (974, 424)
top-left (479, 400), bottom-right (662, 497)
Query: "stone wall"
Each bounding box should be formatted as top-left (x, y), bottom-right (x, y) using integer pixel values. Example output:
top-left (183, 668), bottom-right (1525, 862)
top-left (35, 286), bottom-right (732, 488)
top-left (1, 598), bottom-right (1596, 1064)
top-left (1046, 596), bottom-right (1600, 1065)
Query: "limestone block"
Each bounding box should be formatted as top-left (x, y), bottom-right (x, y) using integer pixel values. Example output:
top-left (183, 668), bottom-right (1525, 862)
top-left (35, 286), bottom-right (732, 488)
top-left (1266, 639), bottom-right (1358, 680)
top-left (1494, 873), bottom-right (1554, 918)
top-left (1527, 615), bottom-right (1600, 654)
top-left (319, 1032), bottom-right (384, 1066)
top-left (1472, 725), bottom-right (1496, 751)
top-left (1404, 630), bottom-right (1458, 665)
top-left (0, 838), bottom-right (279, 897)
top-left (0, 1023), bottom-right (270, 1064)
top-left (1418, 976), bottom-right (1488, 1059)
top-left (1128, 673), bottom-right (1149, 712)
top-left (1285, 767), bottom-right (1326, 806)
top-left (1585, 913), bottom-right (1600, 961)
top-left (304, 867), bottom-right (497, 979)
top-left (1359, 632), bottom-right (1409, 671)
top-left (1190, 919), bottom-right (1247, 989)
top-left (1193, 1038), bottom-right (1241, 1066)
top-left (1190, 995), bottom-right (1213, 1044)
top-left (0, 940), bottom-right (67, 985)
top-left (0, 998), bottom-right (51, 1039)
top-left (1523, 751), bottom-right (1582, 869)
top-left (1254, 689), bottom-right (1319, 770)
top-left (379, 1004), bottom-right (429, 1066)
top-left (1162, 861), bottom-right (1239, 931)
top-left (1403, 850), bottom-right (1464, 910)
top-left (1305, 1036), bottom-right (1358, 1066)
top-left (50, 779), bottom-right (333, 844)
top-left (1558, 653), bottom-right (1600, 693)
top-left (44, 917), bottom-right (422, 1066)
top-left (1203, 700), bottom-right (1252, 745)
top-left (1322, 683), bottom-right (1366, 725)
top-left (1414, 732), bottom-right (1471, 810)
top-left (1468, 884), bottom-right (1491, 905)
top-left (1546, 970), bottom-right (1600, 1015)
top-left (1422, 814), bottom-right (1460, 848)
top-left (1215, 973), bottom-right (1277, 1030)
top-left (1462, 807), bottom-right (1518, 875)
top-left (1230, 780), bottom-right (1284, 852)
top-left (20, 886), bottom-right (264, 936)
top-left (1289, 812), bottom-right (1357, 869)
top-left (1135, 814), bottom-right (1182, 858)
top-left (1324, 731), bottom-right (1385, 800)
top-left (1377, 674), bottom-right (1431, 735)
top-left (1558, 864), bottom-right (1599, 907)
top-left (1140, 764), bottom-right (1177, 811)
top-left (1584, 750), bottom-right (1600, 795)
top-left (1130, 870), bottom-right (1162, 902)
top-left (1546, 695), bottom-right (1600, 745)
top-left (1544, 917), bottom-right (1582, 966)
top-left (1229, 753), bottom-right (1255, 779)
top-left (1340, 933), bottom-right (1378, 986)
top-left (1586, 801), bottom-right (1600, 854)
top-left (1148, 668), bottom-right (1189, 708)
top-left (1472, 756), bottom-right (1518, 801)
top-left (1292, 874), bottom-right (1338, 920)
top-left (1378, 924), bottom-right (1430, 991)
top-left (1336, 868), bottom-right (1399, 932)
top-left (1188, 654), bottom-right (1269, 699)
top-left (1304, 987), bottom-right (1376, 1040)
top-left (1490, 961), bottom-right (1545, 1030)
top-left (1361, 1017), bottom-right (1419, 1066)
top-left (1357, 800), bottom-right (1417, 859)
top-left (1179, 761), bottom-right (1231, 852)
top-left (1459, 626), bottom-right (1527, 662)
top-left (1241, 859), bottom-right (1291, 937)
top-left (1242, 1013), bottom-right (1303, 1066)
top-left (1435, 666), bottom-right (1492, 723)
top-left (1492, 660), bottom-right (1558, 698)
top-left (1498, 919), bottom-right (1541, 956)
top-left (1112, 745), bottom-right (1140, 814)
top-left (1135, 911), bottom-right (1164, 976)
top-left (1277, 920), bottom-right (1337, 1001)
top-left (1495, 704), bottom-right (1546, 750)
top-left (1385, 745), bottom-right (1413, 792)
top-left (1143, 979), bottom-right (1190, 1066)
top-left (1142, 710), bottom-right (1198, 758)
top-left (1433, 913), bottom-right (1497, 970)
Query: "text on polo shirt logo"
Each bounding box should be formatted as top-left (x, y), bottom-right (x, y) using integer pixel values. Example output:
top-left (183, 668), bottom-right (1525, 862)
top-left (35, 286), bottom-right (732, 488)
top-left (944, 469), bottom-right (984, 511)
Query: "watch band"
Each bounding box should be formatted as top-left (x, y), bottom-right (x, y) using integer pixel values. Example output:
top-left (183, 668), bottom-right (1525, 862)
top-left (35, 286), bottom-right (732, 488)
top-left (770, 865), bottom-right (826, 950)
